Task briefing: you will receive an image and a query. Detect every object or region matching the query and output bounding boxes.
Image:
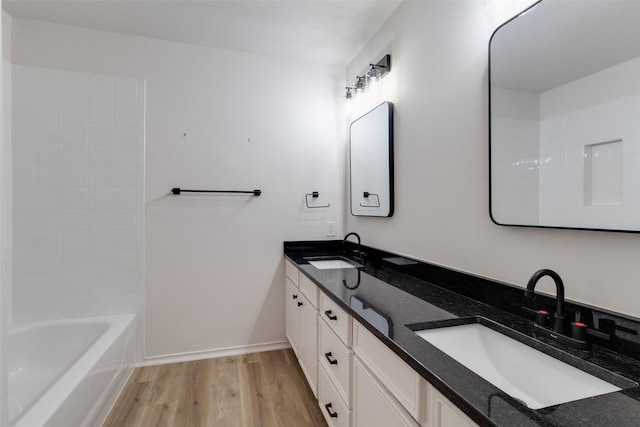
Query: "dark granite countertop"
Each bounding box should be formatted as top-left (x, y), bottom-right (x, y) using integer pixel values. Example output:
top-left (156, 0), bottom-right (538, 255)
top-left (284, 240), bottom-right (640, 427)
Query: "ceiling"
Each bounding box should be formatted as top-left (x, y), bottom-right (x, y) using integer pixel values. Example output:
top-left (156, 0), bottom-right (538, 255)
top-left (2, 0), bottom-right (401, 67)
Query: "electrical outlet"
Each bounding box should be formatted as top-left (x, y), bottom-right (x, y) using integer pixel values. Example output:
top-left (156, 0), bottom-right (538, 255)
top-left (326, 221), bottom-right (336, 237)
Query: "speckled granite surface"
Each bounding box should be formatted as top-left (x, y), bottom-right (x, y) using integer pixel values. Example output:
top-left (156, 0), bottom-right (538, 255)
top-left (284, 240), bottom-right (640, 427)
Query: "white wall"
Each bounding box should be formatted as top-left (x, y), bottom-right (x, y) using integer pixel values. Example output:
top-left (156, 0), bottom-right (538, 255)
top-left (0, 8), bottom-right (9, 426)
top-left (10, 18), bottom-right (344, 359)
top-left (345, 0), bottom-right (640, 319)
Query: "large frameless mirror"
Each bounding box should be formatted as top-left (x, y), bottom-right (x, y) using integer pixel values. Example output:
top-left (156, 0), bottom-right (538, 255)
top-left (350, 101), bottom-right (394, 217)
top-left (490, 0), bottom-right (640, 232)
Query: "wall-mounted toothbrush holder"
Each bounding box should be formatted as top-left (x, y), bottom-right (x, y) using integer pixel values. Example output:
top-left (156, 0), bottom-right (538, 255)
top-left (305, 192), bottom-right (330, 208)
top-left (360, 192), bottom-right (380, 207)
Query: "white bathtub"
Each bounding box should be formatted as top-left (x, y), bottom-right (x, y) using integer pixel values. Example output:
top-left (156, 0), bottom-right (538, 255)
top-left (8, 314), bottom-right (136, 427)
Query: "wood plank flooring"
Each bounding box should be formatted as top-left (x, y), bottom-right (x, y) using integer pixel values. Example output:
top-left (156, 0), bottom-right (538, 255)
top-left (103, 349), bottom-right (328, 427)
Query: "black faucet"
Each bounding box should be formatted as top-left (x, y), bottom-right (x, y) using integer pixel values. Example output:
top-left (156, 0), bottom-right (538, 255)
top-left (344, 232), bottom-right (365, 263)
top-left (525, 269), bottom-right (566, 334)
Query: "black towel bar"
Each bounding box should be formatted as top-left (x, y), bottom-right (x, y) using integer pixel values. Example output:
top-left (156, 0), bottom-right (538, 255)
top-left (171, 188), bottom-right (261, 196)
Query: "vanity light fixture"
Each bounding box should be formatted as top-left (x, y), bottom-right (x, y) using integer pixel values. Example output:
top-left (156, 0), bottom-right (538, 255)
top-left (367, 54), bottom-right (391, 81)
top-left (344, 54), bottom-right (391, 99)
top-left (345, 87), bottom-right (355, 100)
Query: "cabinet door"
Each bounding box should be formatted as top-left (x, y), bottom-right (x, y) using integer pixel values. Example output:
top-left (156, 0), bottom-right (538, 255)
top-left (430, 386), bottom-right (478, 427)
top-left (285, 278), bottom-right (300, 356)
top-left (353, 358), bottom-right (419, 427)
top-left (298, 291), bottom-right (318, 397)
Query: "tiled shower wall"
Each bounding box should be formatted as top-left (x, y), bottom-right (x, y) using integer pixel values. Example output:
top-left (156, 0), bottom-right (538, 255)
top-left (11, 65), bottom-right (144, 359)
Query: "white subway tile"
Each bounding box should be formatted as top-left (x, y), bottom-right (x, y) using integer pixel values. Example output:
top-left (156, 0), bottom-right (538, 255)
top-left (36, 165), bottom-right (63, 187)
top-left (88, 124), bottom-right (113, 146)
top-left (89, 75), bottom-right (113, 102)
top-left (13, 103), bottom-right (38, 141)
top-left (113, 146), bottom-right (136, 168)
top-left (113, 188), bottom-right (137, 209)
top-left (13, 298), bottom-right (38, 323)
top-left (89, 167), bottom-right (113, 188)
top-left (63, 71), bottom-right (88, 101)
top-left (36, 275), bottom-right (64, 298)
top-left (113, 167), bottom-right (137, 189)
top-left (13, 140), bottom-right (36, 165)
top-left (13, 164), bottom-right (36, 187)
top-left (89, 188), bottom-right (113, 209)
top-left (13, 253), bottom-right (36, 277)
top-left (89, 252), bottom-right (113, 273)
top-left (89, 272), bottom-right (114, 295)
top-left (13, 209), bottom-right (36, 232)
top-left (63, 275), bottom-right (89, 296)
top-left (113, 251), bottom-right (142, 273)
top-left (37, 297), bottom-right (63, 320)
top-left (13, 276), bottom-right (37, 298)
top-left (135, 293), bottom-right (145, 313)
top-left (13, 65), bottom-right (37, 104)
top-left (62, 187), bottom-right (88, 209)
top-left (36, 253), bottom-right (63, 275)
top-left (14, 232), bottom-right (36, 254)
top-left (112, 209), bottom-right (136, 230)
top-left (114, 271), bottom-right (142, 293)
top-left (36, 187), bottom-right (62, 210)
top-left (89, 145), bottom-right (113, 166)
top-left (37, 120), bottom-right (63, 144)
top-left (63, 99), bottom-right (89, 122)
top-left (112, 231), bottom-right (137, 251)
top-left (36, 208), bottom-right (62, 231)
top-left (63, 209), bottom-right (89, 230)
top-left (88, 209), bottom-right (112, 230)
top-left (89, 231), bottom-right (112, 252)
top-left (36, 231), bottom-right (62, 253)
top-left (63, 231), bottom-right (88, 253)
top-left (112, 292), bottom-right (137, 314)
top-left (37, 97), bottom-right (63, 121)
top-left (63, 252), bottom-right (89, 275)
top-left (89, 294), bottom-right (114, 315)
top-left (14, 186), bottom-right (36, 209)
top-left (62, 166), bottom-right (89, 187)
top-left (63, 143), bottom-right (88, 165)
top-left (63, 121), bottom-right (88, 145)
top-left (62, 296), bottom-right (89, 317)
top-left (36, 143), bottom-right (63, 165)
top-left (36, 68), bottom-right (63, 101)
top-left (89, 101), bottom-right (113, 124)
top-left (114, 125), bottom-right (137, 146)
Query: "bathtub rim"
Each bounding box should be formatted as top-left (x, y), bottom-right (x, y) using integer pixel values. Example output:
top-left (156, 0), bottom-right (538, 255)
top-left (9, 314), bottom-right (136, 427)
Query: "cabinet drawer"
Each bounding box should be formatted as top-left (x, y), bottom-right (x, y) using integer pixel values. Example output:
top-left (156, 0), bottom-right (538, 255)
top-left (352, 321), bottom-right (425, 423)
top-left (320, 293), bottom-right (351, 345)
top-left (299, 274), bottom-right (319, 308)
top-left (319, 319), bottom-right (352, 407)
top-left (318, 363), bottom-right (351, 427)
top-left (353, 357), bottom-right (419, 427)
top-left (285, 259), bottom-right (299, 286)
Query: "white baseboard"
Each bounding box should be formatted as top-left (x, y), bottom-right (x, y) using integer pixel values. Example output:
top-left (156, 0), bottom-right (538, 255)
top-left (137, 340), bottom-right (291, 367)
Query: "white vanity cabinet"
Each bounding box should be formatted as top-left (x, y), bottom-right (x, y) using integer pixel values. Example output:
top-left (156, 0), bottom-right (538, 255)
top-left (285, 260), bottom-right (319, 397)
top-left (285, 258), bottom-right (479, 427)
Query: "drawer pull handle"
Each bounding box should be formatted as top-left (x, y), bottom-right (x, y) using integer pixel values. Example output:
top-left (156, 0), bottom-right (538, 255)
top-left (324, 310), bottom-right (337, 321)
top-left (324, 352), bottom-right (338, 365)
top-left (324, 402), bottom-right (338, 418)
top-left (292, 294), bottom-right (298, 300)
top-left (297, 301), bottom-right (303, 307)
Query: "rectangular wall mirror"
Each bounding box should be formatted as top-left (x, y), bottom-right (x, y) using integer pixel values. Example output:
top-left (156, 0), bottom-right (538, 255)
top-left (350, 101), bottom-right (394, 217)
top-left (489, 0), bottom-right (640, 232)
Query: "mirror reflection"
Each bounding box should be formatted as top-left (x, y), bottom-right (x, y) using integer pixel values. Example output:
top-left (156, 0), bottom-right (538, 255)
top-left (350, 101), bottom-right (394, 217)
top-left (490, 0), bottom-right (640, 232)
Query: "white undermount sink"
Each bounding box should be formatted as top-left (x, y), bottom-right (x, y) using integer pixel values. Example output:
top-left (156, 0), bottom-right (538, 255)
top-left (415, 322), bottom-right (624, 409)
top-left (306, 257), bottom-right (361, 270)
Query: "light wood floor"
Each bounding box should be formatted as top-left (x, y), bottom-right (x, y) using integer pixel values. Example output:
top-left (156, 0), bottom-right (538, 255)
top-left (103, 349), bottom-right (328, 427)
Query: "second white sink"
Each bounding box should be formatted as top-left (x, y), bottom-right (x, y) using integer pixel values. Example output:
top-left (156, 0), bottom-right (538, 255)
top-left (306, 257), bottom-right (361, 270)
top-left (415, 322), bottom-right (624, 409)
